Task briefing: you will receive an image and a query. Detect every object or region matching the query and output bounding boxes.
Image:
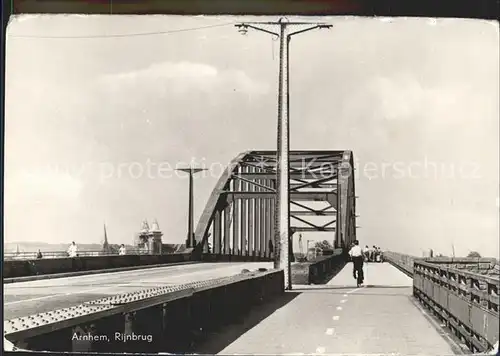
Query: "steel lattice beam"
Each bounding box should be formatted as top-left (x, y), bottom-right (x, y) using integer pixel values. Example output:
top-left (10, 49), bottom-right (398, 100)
top-left (193, 150), bottom-right (356, 259)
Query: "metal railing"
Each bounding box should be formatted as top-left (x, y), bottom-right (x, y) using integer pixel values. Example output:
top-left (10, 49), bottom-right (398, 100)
top-left (383, 251), bottom-right (416, 275)
top-left (383, 251), bottom-right (500, 277)
top-left (384, 251), bottom-right (499, 353)
top-left (4, 249), bottom-right (157, 260)
top-left (413, 260), bottom-right (499, 353)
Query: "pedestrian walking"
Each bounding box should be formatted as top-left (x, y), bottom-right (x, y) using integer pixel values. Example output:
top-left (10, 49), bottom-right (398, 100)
top-left (67, 241), bottom-right (78, 258)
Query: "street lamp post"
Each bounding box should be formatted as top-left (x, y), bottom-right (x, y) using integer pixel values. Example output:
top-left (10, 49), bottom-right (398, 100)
top-left (176, 167), bottom-right (207, 249)
top-left (235, 18), bottom-right (331, 290)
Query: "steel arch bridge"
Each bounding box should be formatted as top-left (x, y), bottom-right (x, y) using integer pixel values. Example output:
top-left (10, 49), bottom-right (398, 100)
top-left (193, 150), bottom-right (357, 260)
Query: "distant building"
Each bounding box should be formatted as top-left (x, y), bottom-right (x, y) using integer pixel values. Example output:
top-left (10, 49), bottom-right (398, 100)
top-left (101, 224), bottom-right (113, 255)
top-left (135, 219), bottom-right (163, 254)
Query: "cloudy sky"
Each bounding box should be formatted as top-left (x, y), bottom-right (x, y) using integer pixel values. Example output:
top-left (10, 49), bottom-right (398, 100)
top-left (4, 15), bottom-right (499, 257)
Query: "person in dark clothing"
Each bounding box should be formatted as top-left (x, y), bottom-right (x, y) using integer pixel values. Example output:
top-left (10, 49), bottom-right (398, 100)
top-left (36, 250), bottom-right (43, 259)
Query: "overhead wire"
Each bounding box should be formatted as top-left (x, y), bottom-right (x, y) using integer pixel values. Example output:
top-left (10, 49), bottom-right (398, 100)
top-left (8, 22), bottom-right (236, 39)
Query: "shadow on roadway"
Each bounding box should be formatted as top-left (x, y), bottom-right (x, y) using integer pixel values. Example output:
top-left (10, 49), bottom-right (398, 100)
top-left (313, 260), bottom-right (347, 285)
top-left (191, 291), bottom-right (301, 354)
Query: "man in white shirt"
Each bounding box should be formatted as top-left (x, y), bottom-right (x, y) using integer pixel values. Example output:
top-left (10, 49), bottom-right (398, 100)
top-left (67, 241), bottom-right (78, 258)
top-left (365, 245), bottom-right (373, 261)
top-left (348, 240), bottom-right (364, 287)
top-left (119, 244), bottom-right (127, 256)
top-left (364, 245), bottom-right (370, 261)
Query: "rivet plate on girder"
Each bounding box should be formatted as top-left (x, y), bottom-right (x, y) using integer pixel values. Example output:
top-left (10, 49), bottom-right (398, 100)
top-left (4, 272), bottom-right (270, 336)
top-left (4, 302), bottom-right (116, 336)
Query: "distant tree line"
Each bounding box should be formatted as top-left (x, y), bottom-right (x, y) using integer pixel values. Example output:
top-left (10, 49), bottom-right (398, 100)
top-left (434, 251), bottom-right (482, 258)
top-left (314, 240), bottom-right (333, 251)
top-left (467, 251), bottom-right (481, 258)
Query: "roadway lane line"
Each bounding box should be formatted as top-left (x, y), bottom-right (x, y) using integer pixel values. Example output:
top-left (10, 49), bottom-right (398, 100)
top-left (346, 287), bottom-right (362, 294)
top-left (320, 286), bottom-right (368, 356)
top-left (3, 261), bottom-right (200, 284)
top-left (330, 288), bottom-right (359, 319)
top-left (5, 263), bottom-right (217, 289)
top-left (4, 262), bottom-right (237, 291)
top-left (4, 263), bottom-right (252, 306)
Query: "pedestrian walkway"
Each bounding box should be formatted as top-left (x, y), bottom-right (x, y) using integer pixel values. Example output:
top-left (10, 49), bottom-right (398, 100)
top-left (209, 263), bottom-right (458, 355)
top-left (327, 260), bottom-right (413, 287)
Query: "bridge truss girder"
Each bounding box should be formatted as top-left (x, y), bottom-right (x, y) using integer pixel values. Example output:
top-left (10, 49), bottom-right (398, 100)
top-left (193, 150), bottom-right (356, 258)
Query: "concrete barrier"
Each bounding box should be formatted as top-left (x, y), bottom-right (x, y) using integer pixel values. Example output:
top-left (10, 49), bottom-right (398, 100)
top-left (291, 249), bottom-right (346, 284)
top-left (4, 269), bottom-right (284, 353)
top-left (3, 253), bottom-right (194, 279)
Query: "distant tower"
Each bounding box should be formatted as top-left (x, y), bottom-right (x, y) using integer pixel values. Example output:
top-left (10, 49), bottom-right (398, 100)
top-left (136, 219), bottom-right (152, 253)
top-left (102, 224), bottom-right (112, 255)
top-left (142, 220), bottom-right (150, 231)
top-left (150, 219), bottom-right (163, 254)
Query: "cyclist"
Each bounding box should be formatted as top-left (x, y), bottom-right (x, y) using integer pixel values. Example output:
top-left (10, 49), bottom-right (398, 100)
top-left (349, 240), bottom-right (364, 287)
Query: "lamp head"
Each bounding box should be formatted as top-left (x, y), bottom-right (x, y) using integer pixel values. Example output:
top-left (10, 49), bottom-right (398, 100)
top-left (175, 167), bottom-right (207, 174)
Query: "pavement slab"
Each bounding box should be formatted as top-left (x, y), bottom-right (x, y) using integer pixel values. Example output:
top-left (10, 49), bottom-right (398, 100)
top-left (210, 263), bottom-right (457, 355)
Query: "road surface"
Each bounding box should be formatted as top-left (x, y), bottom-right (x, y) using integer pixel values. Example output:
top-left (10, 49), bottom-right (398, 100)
top-left (3, 261), bottom-right (273, 320)
top-left (196, 263), bottom-right (459, 355)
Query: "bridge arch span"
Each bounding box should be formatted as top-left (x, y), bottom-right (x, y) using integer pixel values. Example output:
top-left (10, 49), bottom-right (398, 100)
top-left (193, 150), bottom-right (356, 259)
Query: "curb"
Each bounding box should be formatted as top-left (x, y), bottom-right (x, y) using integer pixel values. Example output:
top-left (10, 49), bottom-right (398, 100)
top-left (3, 260), bottom-right (199, 284)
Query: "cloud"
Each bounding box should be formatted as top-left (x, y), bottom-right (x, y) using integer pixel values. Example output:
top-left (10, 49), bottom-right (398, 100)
top-left (348, 73), bottom-right (471, 124)
top-left (5, 16), bottom-right (497, 250)
top-left (111, 61), bottom-right (218, 81)
top-left (80, 61), bottom-right (274, 163)
top-left (99, 61), bottom-right (270, 96)
top-left (368, 75), bottom-right (429, 121)
top-left (5, 170), bottom-right (84, 203)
